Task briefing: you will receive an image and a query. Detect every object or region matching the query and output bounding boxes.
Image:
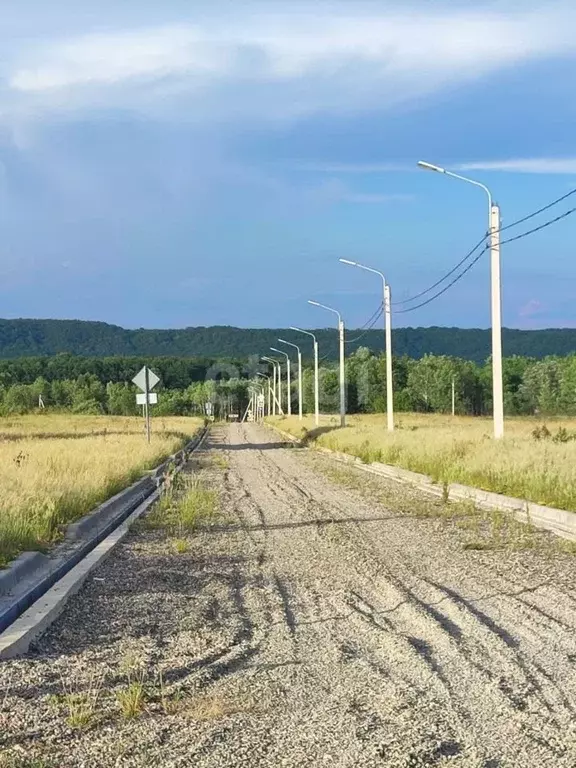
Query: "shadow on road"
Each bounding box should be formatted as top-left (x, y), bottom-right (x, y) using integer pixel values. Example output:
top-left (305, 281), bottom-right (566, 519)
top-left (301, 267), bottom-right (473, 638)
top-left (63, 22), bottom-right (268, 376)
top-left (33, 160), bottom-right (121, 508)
top-left (224, 442), bottom-right (298, 451)
top-left (300, 425), bottom-right (342, 445)
top-left (202, 514), bottom-right (402, 533)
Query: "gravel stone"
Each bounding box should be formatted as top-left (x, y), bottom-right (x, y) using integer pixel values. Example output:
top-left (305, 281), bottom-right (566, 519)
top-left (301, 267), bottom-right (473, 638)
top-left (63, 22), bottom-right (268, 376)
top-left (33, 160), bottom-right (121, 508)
top-left (2, 423), bottom-right (576, 767)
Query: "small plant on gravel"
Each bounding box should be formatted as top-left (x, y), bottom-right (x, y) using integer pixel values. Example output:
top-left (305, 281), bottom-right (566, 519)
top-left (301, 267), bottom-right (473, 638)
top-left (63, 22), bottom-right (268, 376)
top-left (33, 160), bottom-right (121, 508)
top-left (55, 672), bottom-right (104, 730)
top-left (171, 538), bottom-right (189, 554)
top-left (211, 453), bottom-right (229, 469)
top-left (116, 652), bottom-right (148, 719)
top-left (175, 480), bottom-right (217, 530)
top-left (441, 480), bottom-right (449, 504)
top-left (116, 678), bottom-right (147, 719)
top-left (463, 541), bottom-right (494, 551)
top-left (62, 692), bottom-right (98, 729)
top-left (156, 672), bottom-right (184, 715)
top-left (185, 692), bottom-right (249, 722)
top-left (145, 479), bottom-right (217, 532)
top-left (0, 756), bottom-right (54, 768)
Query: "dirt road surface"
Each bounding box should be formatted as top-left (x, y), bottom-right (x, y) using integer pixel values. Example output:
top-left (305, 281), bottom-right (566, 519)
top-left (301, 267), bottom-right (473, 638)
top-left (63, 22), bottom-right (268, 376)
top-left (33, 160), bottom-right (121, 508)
top-left (2, 423), bottom-right (576, 767)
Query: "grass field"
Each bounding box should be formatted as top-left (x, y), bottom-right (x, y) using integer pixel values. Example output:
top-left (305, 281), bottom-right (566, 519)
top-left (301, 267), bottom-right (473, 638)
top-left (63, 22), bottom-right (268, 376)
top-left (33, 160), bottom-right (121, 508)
top-left (0, 414), bottom-right (204, 567)
top-left (269, 413), bottom-right (576, 512)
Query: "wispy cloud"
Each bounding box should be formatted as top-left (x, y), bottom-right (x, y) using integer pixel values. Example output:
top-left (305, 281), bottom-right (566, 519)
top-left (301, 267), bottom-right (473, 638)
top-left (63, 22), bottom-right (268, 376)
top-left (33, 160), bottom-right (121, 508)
top-left (456, 158), bottom-right (576, 174)
top-left (4, 4), bottom-right (576, 124)
top-left (519, 298), bottom-right (544, 317)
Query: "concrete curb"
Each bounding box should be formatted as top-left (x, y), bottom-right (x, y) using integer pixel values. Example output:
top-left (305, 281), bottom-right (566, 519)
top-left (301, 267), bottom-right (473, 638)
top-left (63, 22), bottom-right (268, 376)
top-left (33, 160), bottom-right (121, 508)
top-left (0, 426), bottom-right (209, 638)
top-left (267, 423), bottom-right (576, 543)
top-left (0, 490), bottom-right (159, 659)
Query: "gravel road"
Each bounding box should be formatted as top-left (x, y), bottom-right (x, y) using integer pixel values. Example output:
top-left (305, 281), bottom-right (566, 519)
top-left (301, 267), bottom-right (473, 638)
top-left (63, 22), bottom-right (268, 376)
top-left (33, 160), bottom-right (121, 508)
top-left (2, 422), bottom-right (576, 767)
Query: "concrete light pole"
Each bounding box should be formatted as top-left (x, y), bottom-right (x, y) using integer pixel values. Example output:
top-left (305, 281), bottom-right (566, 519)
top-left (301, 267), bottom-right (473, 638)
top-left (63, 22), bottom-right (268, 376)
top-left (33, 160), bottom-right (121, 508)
top-left (257, 372), bottom-right (271, 416)
top-left (308, 300), bottom-right (346, 428)
top-left (418, 160), bottom-right (503, 439)
top-left (290, 327), bottom-right (319, 426)
top-left (278, 339), bottom-right (303, 420)
top-left (262, 357), bottom-right (283, 415)
top-left (339, 259), bottom-right (394, 432)
top-left (270, 347), bottom-right (291, 417)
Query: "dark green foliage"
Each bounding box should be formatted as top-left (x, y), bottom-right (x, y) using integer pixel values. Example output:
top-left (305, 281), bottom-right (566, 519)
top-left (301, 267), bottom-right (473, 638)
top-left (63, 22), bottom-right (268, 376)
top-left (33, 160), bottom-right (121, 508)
top-left (0, 319), bottom-right (576, 362)
top-left (1, 334), bottom-right (576, 418)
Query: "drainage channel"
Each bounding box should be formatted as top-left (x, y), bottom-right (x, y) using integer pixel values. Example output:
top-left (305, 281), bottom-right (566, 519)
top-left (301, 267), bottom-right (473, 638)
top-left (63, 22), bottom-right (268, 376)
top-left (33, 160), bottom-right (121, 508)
top-left (0, 427), bottom-right (209, 644)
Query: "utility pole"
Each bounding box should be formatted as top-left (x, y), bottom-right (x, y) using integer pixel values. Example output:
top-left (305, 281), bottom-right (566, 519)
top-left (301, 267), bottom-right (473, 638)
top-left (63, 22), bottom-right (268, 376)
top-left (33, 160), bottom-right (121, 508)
top-left (339, 259), bottom-right (394, 432)
top-left (338, 318), bottom-right (346, 428)
top-left (290, 327), bottom-right (319, 426)
top-left (278, 339), bottom-right (303, 420)
top-left (491, 203), bottom-right (504, 439)
top-left (308, 300), bottom-right (346, 428)
top-left (418, 160), bottom-right (504, 439)
top-left (451, 376), bottom-right (455, 417)
top-left (271, 348), bottom-right (291, 417)
top-left (384, 284), bottom-right (394, 432)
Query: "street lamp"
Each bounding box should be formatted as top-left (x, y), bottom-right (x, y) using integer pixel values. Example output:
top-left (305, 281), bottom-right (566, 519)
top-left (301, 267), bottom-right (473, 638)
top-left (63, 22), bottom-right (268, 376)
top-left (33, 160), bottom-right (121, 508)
top-left (262, 356), bottom-right (282, 415)
top-left (290, 327), bottom-right (319, 426)
top-left (339, 259), bottom-right (394, 432)
top-left (257, 372), bottom-right (271, 417)
top-left (418, 159), bottom-right (503, 439)
top-left (270, 347), bottom-right (291, 417)
top-left (278, 338), bottom-right (302, 420)
top-left (308, 300), bottom-right (346, 428)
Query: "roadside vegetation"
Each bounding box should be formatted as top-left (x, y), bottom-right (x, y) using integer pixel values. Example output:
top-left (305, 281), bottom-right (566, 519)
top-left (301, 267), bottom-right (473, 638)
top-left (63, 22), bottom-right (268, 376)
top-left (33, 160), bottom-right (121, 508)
top-left (0, 414), bottom-right (203, 567)
top-left (269, 413), bottom-right (576, 511)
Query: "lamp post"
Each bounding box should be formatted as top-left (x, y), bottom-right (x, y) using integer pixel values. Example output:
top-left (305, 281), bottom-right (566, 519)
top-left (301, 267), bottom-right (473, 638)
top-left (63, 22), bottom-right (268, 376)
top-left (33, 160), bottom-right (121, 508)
top-left (418, 160), bottom-right (503, 439)
top-left (339, 259), bottom-right (394, 432)
top-left (290, 327), bottom-right (319, 426)
top-left (270, 347), bottom-right (291, 417)
top-left (308, 300), bottom-right (346, 428)
top-left (257, 372), bottom-right (271, 416)
top-left (262, 356), bottom-right (282, 415)
top-left (263, 357), bottom-right (284, 415)
top-left (278, 338), bottom-right (303, 420)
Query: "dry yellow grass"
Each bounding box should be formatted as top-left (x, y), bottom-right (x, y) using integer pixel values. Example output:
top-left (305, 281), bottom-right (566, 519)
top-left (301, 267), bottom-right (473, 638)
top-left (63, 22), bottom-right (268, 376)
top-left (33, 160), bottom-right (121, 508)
top-left (270, 413), bottom-right (576, 512)
top-left (0, 415), bottom-right (203, 566)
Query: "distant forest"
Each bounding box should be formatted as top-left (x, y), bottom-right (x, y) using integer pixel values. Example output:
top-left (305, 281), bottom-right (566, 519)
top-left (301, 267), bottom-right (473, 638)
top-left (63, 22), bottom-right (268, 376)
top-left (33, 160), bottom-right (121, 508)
top-left (0, 318), bottom-right (575, 363)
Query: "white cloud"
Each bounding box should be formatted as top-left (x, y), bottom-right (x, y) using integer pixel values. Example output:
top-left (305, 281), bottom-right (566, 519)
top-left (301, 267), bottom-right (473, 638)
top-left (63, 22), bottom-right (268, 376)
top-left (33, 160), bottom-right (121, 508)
top-left (456, 158), bottom-right (576, 174)
top-left (9, 25), bottom-right (233, 92)
top-left (4, 4), bottom-right (576, 122)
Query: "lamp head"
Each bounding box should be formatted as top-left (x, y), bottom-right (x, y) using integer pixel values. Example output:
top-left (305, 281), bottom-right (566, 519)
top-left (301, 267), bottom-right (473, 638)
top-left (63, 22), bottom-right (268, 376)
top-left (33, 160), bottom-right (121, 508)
top-left (339, 258), bottom-right (357, 266)
top-left (417, 160), bottom-right (445, 174)
top-left (308, 300), bottom-right (321, 307)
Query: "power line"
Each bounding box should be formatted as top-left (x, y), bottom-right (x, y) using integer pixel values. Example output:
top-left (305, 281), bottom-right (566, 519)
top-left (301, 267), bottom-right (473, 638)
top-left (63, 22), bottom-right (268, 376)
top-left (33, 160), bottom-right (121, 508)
top-left (393, 187), bottom-right (576, 308)
top-left (499, 187), bottom-right (576, 234)
top-left (395, 247), bottom-right (488, 314)
top-left (392, 235), bottom-right (487, 306)
top-left (395, 205), bottom-right (576, 314)
top-left (499, 206), bottom-right (576, 245)
top-left (345, 305), bottom-right (384, 344)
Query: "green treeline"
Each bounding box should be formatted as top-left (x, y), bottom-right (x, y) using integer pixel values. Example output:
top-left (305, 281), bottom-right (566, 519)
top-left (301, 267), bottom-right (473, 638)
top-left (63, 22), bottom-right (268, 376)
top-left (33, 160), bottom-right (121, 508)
top-left (1, 348), bottom-right (576, 417)
top-left (1, 319), bottom-right (576, 363)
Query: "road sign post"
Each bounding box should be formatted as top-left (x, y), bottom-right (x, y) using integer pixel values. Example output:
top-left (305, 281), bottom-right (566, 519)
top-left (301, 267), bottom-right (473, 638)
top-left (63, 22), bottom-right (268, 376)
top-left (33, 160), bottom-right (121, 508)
top-left (132, 366), bottom-right (160, 443)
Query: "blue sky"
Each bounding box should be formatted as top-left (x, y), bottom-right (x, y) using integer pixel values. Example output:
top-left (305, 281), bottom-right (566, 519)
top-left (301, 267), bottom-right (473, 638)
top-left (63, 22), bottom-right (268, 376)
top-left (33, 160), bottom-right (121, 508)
top-left (1, 0), bottom-right (575, 330)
